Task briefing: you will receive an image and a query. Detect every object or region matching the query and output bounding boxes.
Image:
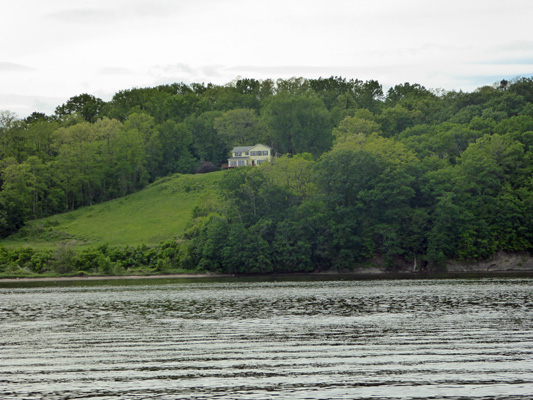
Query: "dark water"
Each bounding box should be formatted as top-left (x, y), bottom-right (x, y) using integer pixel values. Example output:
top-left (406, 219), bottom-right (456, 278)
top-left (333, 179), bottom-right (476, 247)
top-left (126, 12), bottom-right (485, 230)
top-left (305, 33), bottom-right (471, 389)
top-left (1, 277), bottom-right (532, 399)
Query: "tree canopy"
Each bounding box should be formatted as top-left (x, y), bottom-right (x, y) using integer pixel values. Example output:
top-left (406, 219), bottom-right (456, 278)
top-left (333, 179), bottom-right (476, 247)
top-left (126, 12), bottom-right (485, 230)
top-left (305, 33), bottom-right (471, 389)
top-left (2, 76), bottom-right (533, 274)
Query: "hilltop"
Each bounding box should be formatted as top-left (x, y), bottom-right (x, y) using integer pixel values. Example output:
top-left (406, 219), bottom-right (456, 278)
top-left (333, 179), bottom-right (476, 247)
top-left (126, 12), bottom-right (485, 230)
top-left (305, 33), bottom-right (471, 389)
top-left (0, 171), bottom-right (222, 250)
top-left (2, 76), bottom-right (533, 277)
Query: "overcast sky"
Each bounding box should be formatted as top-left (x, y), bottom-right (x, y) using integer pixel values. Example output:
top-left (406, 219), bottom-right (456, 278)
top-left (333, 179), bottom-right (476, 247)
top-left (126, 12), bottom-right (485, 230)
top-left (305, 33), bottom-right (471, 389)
top-left (2, 0), bottom-right (533, 117)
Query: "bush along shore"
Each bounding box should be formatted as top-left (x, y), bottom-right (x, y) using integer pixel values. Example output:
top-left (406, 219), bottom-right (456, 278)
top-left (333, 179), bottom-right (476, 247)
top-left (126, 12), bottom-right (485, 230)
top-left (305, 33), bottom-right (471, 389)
top-left (0, 241), bottom-right (191, 278)
top-left (1, 242), bottom-right (533, 280)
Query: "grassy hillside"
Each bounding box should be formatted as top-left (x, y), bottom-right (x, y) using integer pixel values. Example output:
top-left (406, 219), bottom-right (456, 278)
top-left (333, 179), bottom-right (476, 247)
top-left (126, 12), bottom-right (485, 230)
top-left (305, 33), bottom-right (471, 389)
top-left (0, 171), bottom-right (223, 250)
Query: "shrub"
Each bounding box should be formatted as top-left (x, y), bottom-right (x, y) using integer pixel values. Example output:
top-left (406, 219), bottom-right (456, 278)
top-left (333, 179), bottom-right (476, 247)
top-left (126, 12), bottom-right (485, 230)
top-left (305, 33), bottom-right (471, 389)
top-left (195, 161), bottom-right (218, 174)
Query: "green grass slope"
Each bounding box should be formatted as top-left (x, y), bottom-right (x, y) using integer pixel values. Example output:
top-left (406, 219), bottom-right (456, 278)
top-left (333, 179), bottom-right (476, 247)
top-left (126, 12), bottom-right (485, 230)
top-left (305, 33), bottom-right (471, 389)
top-left (1, 171), bottom-right (223, 249)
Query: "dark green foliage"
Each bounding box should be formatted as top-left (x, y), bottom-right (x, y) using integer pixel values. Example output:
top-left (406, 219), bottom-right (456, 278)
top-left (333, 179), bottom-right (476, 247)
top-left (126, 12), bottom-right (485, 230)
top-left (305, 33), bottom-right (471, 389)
top-left (426, 133), bottom-right (533, 262)
top-left (314, 149), bottom-right (415, 268)
top-left (508, 77), bottom-right (533, 103)
top-left (308, 76), bottom-right (361, 110)
top-left (3, 75), bottom-right (533, 274)
top-left (262, 93), bottom-right (333, 157)
top-left (186, 111), bottom-right (227, 166)
top-left (194, 216), bottom-right (273, 274)
top-left (195, 161), bottom-right (218, 174)
top-left (55, 94), bottom-right (105, 123)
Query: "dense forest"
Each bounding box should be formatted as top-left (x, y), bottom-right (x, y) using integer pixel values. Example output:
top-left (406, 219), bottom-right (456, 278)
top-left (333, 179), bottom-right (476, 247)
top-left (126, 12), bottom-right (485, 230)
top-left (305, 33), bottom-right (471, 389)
top-left (1, 76), bottom-right (533, 274)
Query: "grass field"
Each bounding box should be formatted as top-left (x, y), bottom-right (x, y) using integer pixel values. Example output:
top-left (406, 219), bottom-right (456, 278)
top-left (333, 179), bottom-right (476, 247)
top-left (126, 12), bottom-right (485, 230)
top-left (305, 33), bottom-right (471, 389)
top-left (0, 171), bottom-right (223, 250)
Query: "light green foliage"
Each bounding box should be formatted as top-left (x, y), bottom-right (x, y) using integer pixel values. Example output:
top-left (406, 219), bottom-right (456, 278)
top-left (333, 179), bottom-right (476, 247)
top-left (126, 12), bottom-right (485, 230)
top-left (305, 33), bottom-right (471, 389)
top-left (214, 108), bottom-right (264, 147)
top-left (260, 153), bottom-right (316, 199)
top-left (1, 172), bottom-right (223, 249)
top-left (331, 132), bottom-right (418, 167)
top-left (0, 111), bottom-right (26, 162)
top-left (332, 113), bottom-right (381, 140)
top-left (378, 105), bottom-right (416, 136)
top-left (398, 123), bottom-right (480, 162)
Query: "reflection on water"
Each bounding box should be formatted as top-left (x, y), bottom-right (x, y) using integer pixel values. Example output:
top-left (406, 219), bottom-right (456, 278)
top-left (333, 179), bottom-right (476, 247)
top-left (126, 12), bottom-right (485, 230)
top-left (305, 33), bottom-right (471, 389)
top-left (1, 278), bottom-right (532, 399)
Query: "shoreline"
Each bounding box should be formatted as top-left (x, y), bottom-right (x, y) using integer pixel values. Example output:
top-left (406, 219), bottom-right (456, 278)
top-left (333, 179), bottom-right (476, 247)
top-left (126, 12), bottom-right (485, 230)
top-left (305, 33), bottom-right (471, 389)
top-left (0, 273), bottom-right (231, 283)
top-left (1, 270), bottom-right (533, 283)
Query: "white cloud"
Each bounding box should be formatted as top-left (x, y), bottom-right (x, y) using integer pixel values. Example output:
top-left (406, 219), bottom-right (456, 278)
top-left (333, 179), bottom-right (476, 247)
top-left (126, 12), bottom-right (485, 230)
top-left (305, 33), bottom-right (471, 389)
top-left (97, 67), bottom-right (136, 76)
top-left (0, 94), bottom-right (64, 117)
top-left (1, 0), bottom-right (533, 116)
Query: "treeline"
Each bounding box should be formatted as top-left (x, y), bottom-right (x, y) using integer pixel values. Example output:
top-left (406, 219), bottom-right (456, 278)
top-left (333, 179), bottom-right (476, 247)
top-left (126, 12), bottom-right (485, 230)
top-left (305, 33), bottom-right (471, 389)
top-left (183, 131), bottom-right (533, 273)
top-left (2, 76), bottom-right (533, 273)
top-left (180, 77), bottom-right (533, 272)
top-left (0, 77), bottom-right (383, 237)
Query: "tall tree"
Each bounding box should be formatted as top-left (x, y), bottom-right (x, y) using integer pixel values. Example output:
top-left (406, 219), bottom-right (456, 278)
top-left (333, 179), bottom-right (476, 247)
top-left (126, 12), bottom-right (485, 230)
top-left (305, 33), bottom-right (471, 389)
top-left (186, 111), bottom-right (227, 165)
top-left (152, 121), bottom-right (196, 176)
top-left (315, 147), bottom-right (414, 267)
top-left (55, 94), bottom-right (105, 123)
top-left (214, 108), bottom-right (264, 147)
top-left (262, 93), bottom-right (333, 157)
top-left (0, 111), bottom-right (26, 162)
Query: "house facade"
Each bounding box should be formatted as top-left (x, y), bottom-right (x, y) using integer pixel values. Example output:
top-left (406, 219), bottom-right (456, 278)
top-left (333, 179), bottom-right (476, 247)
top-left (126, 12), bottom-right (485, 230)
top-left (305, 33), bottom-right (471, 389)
top-left (227, 144), bottom-right (273, 167)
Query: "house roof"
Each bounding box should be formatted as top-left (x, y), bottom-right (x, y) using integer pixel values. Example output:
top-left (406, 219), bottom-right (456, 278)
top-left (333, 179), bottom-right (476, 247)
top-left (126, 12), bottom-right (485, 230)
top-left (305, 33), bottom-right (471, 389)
top-left (232, 146), bottom-right (254, 153)
top-left (228, 156), bottom-right (249, 160)
top-left (251, 143), bottom-right (271, 150)
top-left (231, 144), bottom-right (272, 153)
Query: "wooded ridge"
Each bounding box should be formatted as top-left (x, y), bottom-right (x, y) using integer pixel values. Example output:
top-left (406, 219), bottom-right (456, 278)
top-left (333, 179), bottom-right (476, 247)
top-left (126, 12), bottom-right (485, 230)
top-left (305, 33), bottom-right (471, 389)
top-left (1, 76), bottom-right (533, 276)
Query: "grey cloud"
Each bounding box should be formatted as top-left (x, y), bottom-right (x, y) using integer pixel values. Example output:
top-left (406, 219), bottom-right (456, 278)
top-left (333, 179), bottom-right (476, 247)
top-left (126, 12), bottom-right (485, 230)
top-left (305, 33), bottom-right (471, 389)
top-left (97, 67), bottom-right (135, 75)
top-left (46, 8), bottom-right (118, 24)
top-left (46, 1), bottom-right (181, 25)
top-left (157, 64), bottom-right (395, 86)
top-left (465, 41), bottom-right (533, 65)
top-left (119, 1), bottom-right (181, 19)
top-left (225, 65), bottom-right (371, 79)
top-left (0, 62), bottom-right (34, 72)
top-left (228, 65), bottom-right (311, 74)
top-left (227, 65), bottom-right (341, 75)
top-left (481, 58), bottom-right (533, 66)
top-left (150, 63), bottom-right (196, 77)
top-left (498, 40), bottom-right (533, 52)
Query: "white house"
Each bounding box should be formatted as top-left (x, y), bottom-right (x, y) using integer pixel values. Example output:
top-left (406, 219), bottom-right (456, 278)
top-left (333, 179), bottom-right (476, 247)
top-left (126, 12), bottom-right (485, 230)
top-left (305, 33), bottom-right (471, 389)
top-left (227, 144), bottom-right (273, 167)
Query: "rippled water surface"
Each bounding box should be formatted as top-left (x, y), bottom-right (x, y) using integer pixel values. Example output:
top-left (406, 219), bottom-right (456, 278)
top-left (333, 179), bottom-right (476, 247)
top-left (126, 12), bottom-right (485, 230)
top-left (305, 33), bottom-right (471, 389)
top-left (1, 277), bottom-right (532, 399)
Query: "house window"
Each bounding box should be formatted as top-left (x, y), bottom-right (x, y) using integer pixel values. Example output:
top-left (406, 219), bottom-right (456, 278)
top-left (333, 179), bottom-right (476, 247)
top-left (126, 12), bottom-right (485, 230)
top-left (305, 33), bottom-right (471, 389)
top-left (251, 150), bottom-right (269, 156)
top-left (257, 159), bottom-right (265, 165)
top-left (238, 160), bottom-right (246, 166)
top-left (234, 152), bottom-right (242, 157)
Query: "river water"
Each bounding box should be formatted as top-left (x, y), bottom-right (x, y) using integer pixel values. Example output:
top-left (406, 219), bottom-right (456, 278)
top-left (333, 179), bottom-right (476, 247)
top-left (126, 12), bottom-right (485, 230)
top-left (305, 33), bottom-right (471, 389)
top-left (1, 277), bottom-right (532, 399)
